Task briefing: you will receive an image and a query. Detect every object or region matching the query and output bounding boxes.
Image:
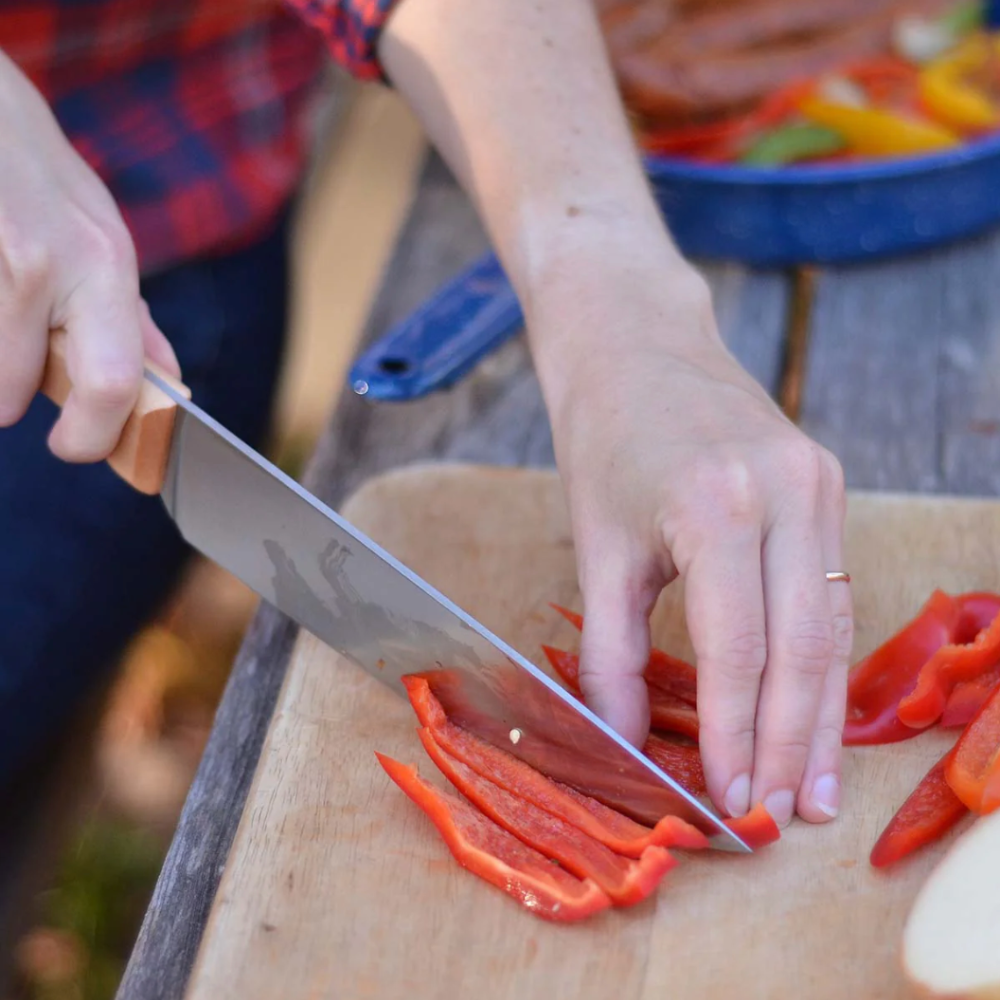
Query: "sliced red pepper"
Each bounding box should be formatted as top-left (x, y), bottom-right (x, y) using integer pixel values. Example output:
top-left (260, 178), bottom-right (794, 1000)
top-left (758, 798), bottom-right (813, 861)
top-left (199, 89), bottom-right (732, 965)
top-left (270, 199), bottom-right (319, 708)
top-left (416, 727), bottom-right (676, 906)
top-left (376, 753), bottom-right (613, 922)
top-left (724, 804), bottom-right (781, 849)
top-left (542, 645), bottom-right (701, 741)
top-left (944, 682), bottom-right (1000, 812)
top-left (897, 602), bottom-right (1000, 730)
top-left (941, 671), bottom-right (1000, 728)
top-left (843, 589), bottom-right (960, 746)
top-left (642, 732), bottom-right (706, 797)
top-left (869, 751), bottom-right (968, 869)
top-left (402, 675), bottom-right (709, 856)
top-left (549, 605), bottom-right (697, 706)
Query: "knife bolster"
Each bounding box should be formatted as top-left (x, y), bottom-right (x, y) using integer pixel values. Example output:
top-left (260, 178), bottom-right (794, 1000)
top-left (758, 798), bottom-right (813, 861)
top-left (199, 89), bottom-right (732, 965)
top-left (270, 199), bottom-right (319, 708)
top-left (42, 330), bottom-right (191, 496)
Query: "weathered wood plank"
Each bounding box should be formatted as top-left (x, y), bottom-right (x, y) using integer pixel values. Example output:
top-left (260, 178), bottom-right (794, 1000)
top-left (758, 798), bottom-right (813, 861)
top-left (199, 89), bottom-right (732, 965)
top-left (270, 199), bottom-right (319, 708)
top-left (117, 150), bottom-right (792, 1000)
top-left (799, 227), bottom-right (1000, 494)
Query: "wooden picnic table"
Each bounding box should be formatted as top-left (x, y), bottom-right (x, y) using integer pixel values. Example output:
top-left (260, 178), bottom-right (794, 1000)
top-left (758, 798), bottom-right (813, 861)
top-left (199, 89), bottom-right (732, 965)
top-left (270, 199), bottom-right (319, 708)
top-left (115, 149), bottom-right (1000, 1000)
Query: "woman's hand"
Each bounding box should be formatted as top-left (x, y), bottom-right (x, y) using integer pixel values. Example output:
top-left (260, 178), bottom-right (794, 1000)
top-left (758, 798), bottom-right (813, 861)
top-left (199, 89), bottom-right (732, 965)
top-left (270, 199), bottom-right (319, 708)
top-left (0, 50), bottom-right (178, 459)
top-left (533, 241), bottom-right (853, 829)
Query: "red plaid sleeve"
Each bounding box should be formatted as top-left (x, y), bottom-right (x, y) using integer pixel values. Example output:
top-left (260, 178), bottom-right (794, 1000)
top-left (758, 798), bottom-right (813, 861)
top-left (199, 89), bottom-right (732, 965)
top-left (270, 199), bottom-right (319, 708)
top-left (285, 0), bottom-right (402, 80)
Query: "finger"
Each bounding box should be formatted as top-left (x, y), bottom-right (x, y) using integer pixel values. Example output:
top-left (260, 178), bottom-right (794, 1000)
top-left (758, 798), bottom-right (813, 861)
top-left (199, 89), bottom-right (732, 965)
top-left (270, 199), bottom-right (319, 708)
top-left (750, 484), bottom-right (833, 828)
top-left (683, 521), bottom-right (766, 820)
top-left (798, 463), bottom-right (852, 824)
top-left (138, 298), bottom-right (181, 378)
top-left (0, 257), bottom-right (50, 427)
top-left (48, 268), bottom-right (145, 462)
top-left (576, 538), bottom-right (658, 748)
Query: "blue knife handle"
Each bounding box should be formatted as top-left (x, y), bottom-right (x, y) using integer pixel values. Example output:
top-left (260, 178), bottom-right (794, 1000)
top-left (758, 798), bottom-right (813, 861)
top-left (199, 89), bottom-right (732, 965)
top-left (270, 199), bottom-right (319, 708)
top-left (349, 252), bottom-right (523, 402)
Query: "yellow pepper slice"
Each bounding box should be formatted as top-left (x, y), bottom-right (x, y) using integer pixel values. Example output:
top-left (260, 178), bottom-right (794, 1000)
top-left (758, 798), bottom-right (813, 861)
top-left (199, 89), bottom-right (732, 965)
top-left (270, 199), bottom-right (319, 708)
top-left (797, 97), bottom-right (960, 156)
top-left (918, 35), bottom-right (1000, 132)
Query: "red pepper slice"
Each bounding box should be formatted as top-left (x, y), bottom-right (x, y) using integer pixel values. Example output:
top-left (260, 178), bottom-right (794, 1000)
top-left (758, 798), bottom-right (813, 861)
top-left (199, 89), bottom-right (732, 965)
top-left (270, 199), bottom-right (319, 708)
top-left (541, 645), bottom-right (700, 740)
top-left (941, 671), bottom-right (1000, 728)
top-left (549, 605), bottom-right (698, 706)
top-left (416, 727), bottom-right (676, 906)
top-left (376, 753), bottom-right (613, 922)
top-left (642, 732), bottom-right (707, 797)
top-left (897, 603), bottom-right (1000, 730)
top-left (402, 675), bottom-right (709, 856)
top-left (724, 804), bottom-right (781, 850)
top-left (868, 751), bottom-right (968, 869)
top-left (843, 589), bottom-right (960, 746)
top-left (945, 682), bottom-right (1000, 812)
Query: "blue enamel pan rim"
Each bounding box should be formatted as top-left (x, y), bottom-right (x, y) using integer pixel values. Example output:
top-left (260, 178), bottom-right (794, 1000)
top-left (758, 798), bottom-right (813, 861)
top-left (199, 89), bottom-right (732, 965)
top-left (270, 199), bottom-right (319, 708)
top-left (642, 127), bottom-right (1000, 186)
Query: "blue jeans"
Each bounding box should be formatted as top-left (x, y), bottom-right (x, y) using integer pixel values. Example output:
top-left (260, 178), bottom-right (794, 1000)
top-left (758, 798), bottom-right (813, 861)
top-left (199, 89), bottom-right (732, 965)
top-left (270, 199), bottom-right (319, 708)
top-left (0, 208), bottom-right (293, 790)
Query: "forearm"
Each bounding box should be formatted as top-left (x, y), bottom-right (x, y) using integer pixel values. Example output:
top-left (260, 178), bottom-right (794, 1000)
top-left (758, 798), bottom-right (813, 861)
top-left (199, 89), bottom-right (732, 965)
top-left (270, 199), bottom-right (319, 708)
top-left (377, 0), bottom-right (714, 397)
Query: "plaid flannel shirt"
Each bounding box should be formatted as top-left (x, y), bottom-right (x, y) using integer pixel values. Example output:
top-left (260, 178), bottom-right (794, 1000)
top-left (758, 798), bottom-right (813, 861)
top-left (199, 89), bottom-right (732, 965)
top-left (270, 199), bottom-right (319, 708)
top-left (0, 0), bottom-right (399, 273)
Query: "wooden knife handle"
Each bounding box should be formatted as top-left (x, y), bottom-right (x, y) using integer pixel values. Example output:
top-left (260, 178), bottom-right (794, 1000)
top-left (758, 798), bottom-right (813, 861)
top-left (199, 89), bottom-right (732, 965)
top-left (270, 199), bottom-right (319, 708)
top-left (41, 329), bottom-right (191, 496)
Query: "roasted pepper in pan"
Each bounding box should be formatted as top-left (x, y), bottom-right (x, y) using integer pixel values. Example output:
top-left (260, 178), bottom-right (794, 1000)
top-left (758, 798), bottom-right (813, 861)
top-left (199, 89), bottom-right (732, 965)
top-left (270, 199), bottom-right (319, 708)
top-left (843, 589), bottom-right (960, 745)
top-left (918, 35), bottom-right (1000, 132)
top-left (376, 753), bottom-right (614, 922)
top-left (416, 727), bottom-right (677, 906)
top-left (796, 96), bottom-right (960, 155)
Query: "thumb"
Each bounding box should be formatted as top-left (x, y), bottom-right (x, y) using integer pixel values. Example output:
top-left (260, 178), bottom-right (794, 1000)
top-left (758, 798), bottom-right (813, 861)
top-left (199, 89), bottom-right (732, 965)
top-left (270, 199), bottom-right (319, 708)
top-left (576, 552), bottom-right (657, 748)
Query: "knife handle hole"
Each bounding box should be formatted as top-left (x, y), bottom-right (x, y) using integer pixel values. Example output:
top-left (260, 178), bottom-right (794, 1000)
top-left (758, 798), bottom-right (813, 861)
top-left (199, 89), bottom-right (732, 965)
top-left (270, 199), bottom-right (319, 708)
top-left (378, 357), bottom-right (410, 375)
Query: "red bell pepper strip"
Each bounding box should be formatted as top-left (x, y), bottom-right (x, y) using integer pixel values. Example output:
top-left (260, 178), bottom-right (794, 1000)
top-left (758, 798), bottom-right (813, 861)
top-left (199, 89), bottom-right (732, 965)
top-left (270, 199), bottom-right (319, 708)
top-left (549, 604), bottom-right (698, 706)
top-left (941, 670), bottom-right (1000, 728)
top-left (402, 675), bottom-right (709, 856)
top-left (416, 727), bottom-right (677, 906)
top-left (724, 804), bottom-right (781, 850)
top-left (868, 751), bottom-right (969, 869)
top-left (954, 591), bottom-right (1000, 638)
top-left (843, 589), bottom-right (960, 746)
top-left (542, 645), bottom-right (701, 741)
top-left (897, 602), bottom-right (1000, 730)
top-left (642, 733), bottom-right (707, 797)
top-left (376, 753), bottom-right (613, 922)
top-left (944, 682), bottom-right (1000, 812)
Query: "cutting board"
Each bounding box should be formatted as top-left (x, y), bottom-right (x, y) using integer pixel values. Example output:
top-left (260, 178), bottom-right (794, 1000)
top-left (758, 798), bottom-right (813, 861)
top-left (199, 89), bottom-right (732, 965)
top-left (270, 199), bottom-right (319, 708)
top-left (185, 464), bottom-right (1000, 1000)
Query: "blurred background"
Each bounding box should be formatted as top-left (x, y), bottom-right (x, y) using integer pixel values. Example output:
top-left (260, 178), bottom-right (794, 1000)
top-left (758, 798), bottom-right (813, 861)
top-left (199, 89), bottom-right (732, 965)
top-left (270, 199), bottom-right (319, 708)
top-left (4, 72), bottom-right (427, 1000)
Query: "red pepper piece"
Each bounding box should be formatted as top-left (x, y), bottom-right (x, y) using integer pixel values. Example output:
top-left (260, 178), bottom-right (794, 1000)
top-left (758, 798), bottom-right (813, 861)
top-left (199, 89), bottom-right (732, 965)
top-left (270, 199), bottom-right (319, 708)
top-left (642, 733), bottom-right (707, 797)
top-left (541, 645), bottom-right (700, 740)
top-left (376, 753), bottom-right (613, 922)
top-left (843, 589), bottom-right (960, 746)
top-left (549, 605), bottom-right (697, 706)
top-left (941, 671), bottom-right (1000, 728)
top-left (869, 751), bottom-right (968, 869)
top-left (416, 727), bottom-right (676, 906)
top-left (723, 804), bottom-right (781, 850)
top-left (945, 683), bottom-right (1000, 812)
top-left (897, 603), bottom-right (1000, 731)
top-left (402, 675), bottom-right (710, 856)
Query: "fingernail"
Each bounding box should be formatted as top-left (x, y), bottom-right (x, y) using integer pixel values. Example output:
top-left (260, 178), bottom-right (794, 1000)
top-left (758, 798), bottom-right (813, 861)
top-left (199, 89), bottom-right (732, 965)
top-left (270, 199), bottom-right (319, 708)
top-left (763, 789), bottom-right (796, 829)
top-left (811, 773), bottom-right (840, 819)
top-left (724, 774), bottom-right (751, 818)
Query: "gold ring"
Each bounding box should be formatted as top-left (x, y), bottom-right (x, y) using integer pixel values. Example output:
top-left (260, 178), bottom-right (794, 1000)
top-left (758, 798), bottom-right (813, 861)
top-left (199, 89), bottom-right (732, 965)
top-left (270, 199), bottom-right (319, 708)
top-left (826, 571), bottom-right (851, 583)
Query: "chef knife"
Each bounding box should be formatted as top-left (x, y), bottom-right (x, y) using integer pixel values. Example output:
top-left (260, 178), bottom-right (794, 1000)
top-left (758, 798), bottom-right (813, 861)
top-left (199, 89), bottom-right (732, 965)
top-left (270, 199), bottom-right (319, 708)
top-left (40, 331), bottom-right (748, 851)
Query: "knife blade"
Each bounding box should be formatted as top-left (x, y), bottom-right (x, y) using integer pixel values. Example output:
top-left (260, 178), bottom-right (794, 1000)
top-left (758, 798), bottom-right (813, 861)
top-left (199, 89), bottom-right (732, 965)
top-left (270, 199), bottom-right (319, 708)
top-left (40, 333), bottom-right (748, 852)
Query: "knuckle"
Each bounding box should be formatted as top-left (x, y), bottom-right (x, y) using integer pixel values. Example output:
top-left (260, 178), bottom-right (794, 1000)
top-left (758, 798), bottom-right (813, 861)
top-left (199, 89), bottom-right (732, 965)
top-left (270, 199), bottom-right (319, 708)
top-left (776, 440), bottom-right (826, 503)
top-left (830, 611), bottom-right (854, 662)
top-left (0, 230), bottom-right (50, 297)
top-left (79, 366), bottom-right (140, 412)
top-left (705, 627), bottom-right (768, 679)
top-left (760, 730), bottom-right (813, 759)
top-left (78, 215), bottom-right (137, 276)
top-left (783, 619), bottom-right (834, 674)
top-left (687, 455), bottom-right (761, 526)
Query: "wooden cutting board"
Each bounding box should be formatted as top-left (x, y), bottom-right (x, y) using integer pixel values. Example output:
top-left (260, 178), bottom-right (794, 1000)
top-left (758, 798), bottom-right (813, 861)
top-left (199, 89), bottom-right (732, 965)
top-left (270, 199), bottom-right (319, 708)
top-left (185, 464), bottom-right (1000, 1000)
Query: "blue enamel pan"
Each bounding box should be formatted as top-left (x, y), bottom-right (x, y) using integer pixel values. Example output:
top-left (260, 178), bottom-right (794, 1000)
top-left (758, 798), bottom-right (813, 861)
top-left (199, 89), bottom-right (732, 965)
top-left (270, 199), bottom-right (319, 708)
top-left (350, 135), bottom-right (1000, 402)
